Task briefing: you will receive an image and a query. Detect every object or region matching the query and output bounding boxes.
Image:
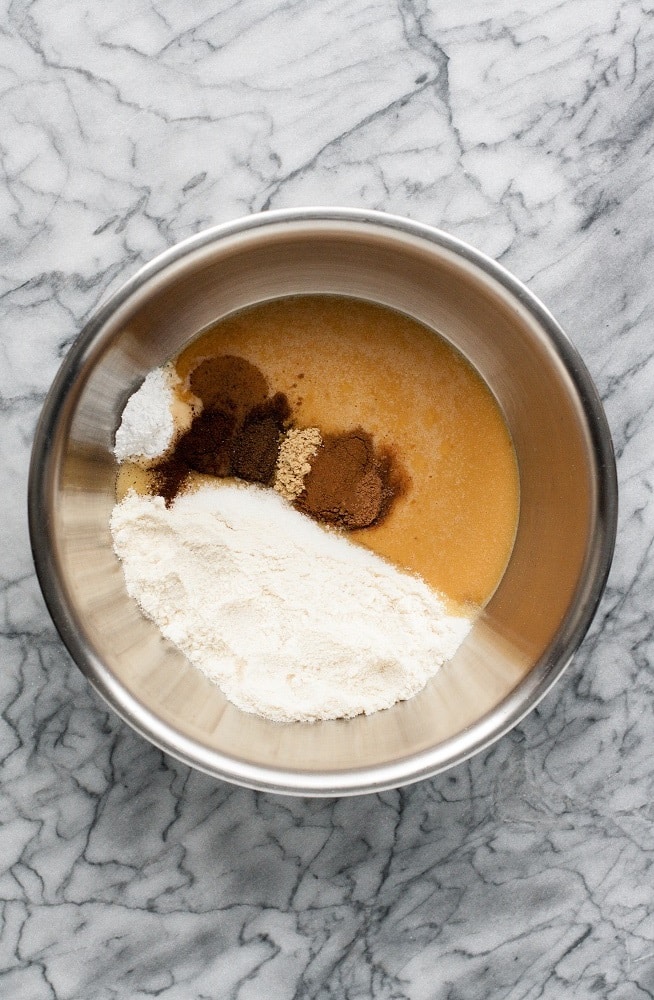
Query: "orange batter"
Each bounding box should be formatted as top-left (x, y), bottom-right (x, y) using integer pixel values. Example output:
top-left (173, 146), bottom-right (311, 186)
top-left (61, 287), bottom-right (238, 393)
top-left (167, 296), bottom-right (519, 608)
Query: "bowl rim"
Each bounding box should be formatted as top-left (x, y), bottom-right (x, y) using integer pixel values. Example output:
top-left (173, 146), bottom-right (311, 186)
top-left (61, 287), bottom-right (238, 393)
top-left (28, 207), bottom-right (618, 796)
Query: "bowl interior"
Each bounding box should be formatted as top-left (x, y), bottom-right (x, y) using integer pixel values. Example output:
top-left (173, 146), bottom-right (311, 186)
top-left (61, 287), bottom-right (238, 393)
top-left (32, 216), bottom-right (615, 794)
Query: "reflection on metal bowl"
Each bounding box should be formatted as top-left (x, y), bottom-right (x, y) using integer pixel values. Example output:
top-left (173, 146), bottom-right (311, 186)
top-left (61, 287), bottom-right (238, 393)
top-left (28, 209), bottom-right (617, 796)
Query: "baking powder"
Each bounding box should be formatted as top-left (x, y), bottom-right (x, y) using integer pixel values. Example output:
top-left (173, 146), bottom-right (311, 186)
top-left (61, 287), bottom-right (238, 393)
top-left (114, 364), bottom-right (179, 465)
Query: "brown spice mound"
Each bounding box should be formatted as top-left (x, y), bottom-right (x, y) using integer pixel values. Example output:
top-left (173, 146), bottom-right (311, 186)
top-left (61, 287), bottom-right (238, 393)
top-left (189, 355), bottom-right (268, 419)
top-left (151, 358), bottom-right (290, 504)
top-left (231, 393), bottom-right (291, 485)
top-left (296, 429), bottom-right (403, 529)
top-left (152, 454), bottom-right (191, 507)
top-left (152, 407), bottom-right (236, 505)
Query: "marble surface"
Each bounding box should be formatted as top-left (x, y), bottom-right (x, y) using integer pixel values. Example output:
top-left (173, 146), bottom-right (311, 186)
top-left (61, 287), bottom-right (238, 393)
top-left (2, 0), bottom-right (653, 996)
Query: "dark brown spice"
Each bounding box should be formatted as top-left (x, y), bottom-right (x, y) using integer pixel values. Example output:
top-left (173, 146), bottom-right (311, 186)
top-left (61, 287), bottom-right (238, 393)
top-left (151, 407), bottom-right (236, 506)
top-left (189, 355), bottom-right (268, 419)
top-left (147, 354), bottom-right (404, 526)
top-left (231, 393), bottom-right (292, 484)
top-left (177, 409), bottom-right (235, 477)
top-left (244, 392), bottom-right (292, 428)
top-left (376, 445), bottom-right (409, 522)
top-left (150, 359), bottom-right (293, 503)
top-left (296, 429), bottom-right (403, 529)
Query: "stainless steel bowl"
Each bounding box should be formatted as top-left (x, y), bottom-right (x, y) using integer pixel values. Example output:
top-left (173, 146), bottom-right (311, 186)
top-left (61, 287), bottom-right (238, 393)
top-left (28, 209), bottom-right (618, 795)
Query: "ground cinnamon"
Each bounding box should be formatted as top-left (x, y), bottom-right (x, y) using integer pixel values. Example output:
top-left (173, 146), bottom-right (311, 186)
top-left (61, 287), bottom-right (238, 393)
top-left (178, 409), bottom-right (235, 476)
top-left (296, 429), bottom-right (402, 529)
top-left (152, 407), bottom-right (236, 505)
top-left (189, 355), bottom-right (268, 419)
top-left (231, 393), bottom-right (291, 485)
top-left (274, 427), bottom-right (322, 501)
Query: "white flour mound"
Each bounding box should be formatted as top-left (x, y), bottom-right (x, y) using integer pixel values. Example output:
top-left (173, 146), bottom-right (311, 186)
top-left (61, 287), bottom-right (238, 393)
top-left (110, 484), bottom-right (472, 722)
top-left (114, 366), bottom-right (179, 464)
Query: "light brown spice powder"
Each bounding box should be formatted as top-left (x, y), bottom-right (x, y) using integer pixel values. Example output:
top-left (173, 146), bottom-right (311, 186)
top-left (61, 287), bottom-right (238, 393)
top-left (274, 427), bottom-right (322, 501)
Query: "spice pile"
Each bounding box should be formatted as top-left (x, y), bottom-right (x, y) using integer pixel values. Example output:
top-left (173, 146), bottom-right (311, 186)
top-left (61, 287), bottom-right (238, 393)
top-left (111, 351), bottom-right (472, 723)
top-left (117, 355), bottom-right (404, 530)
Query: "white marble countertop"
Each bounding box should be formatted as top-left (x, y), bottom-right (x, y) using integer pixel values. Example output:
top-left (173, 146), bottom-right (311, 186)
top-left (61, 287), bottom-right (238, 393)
top-left (2, 2), bottom-right (653, 997)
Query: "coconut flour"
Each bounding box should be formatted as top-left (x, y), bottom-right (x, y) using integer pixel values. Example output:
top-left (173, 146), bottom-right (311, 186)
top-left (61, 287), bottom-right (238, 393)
top-left (110, 484), bottom-right (472, 722)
